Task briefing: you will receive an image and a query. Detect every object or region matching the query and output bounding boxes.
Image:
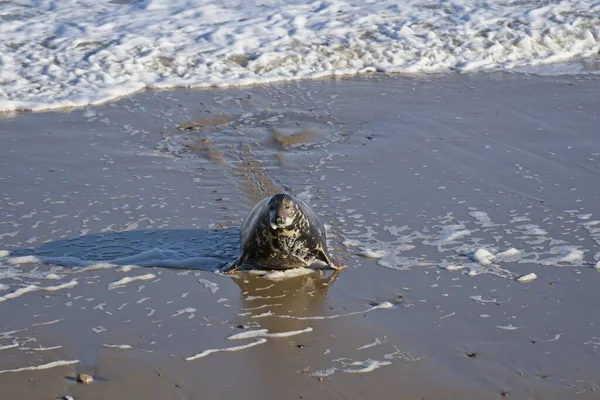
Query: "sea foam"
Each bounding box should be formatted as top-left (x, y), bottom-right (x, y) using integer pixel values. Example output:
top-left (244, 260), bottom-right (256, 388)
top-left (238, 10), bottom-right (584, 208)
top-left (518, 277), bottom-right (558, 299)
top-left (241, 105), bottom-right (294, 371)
top-left (1, 0), bottom-right (599, 112)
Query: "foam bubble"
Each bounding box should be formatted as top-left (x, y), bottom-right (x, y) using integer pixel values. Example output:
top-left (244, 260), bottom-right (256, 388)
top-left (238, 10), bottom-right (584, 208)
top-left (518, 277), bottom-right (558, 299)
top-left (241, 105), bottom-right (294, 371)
top-left (310, 368), bottom-right (336, 377)
top-left (517, 273), bottom-right (537, 283)
top-left (496, 248), bottom-right (520, 259)
top-left (185, 338), bottom-right (267, 361)
top-left (356, 337), bottom-right (387, 350)
top-left (496, 325), bottom-right (520, 331)
top-left (359, 249), bottom-right (386, 259)
top-left (439, 262), bottom-right (464, 271)
top-left (172, 307), bottom-right (197, 317)
top-left (107, 274), bottom-right (156, 290)
top-left (0, 360), bottom-right (79, 374)
top-left (252, 268), bottom-right (315, 280)
top-left (103, 344), bottom-right (133, 350)
top-left (342, 359), bottom-right (392, 374)
top-left (227, 327), bottom-right (313, 340)
top-left (198, 278), bottom-right (219, 293)
top-left (0, 280), bottom-right (78, 303)
top-left (472, 249), bottom-right (495, 265)
top-left (557, 248), bottom-right (584, 263)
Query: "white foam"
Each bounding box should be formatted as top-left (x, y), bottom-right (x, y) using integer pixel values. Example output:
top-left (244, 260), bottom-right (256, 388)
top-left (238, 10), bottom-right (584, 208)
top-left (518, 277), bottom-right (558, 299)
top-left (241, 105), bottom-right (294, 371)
top-left (557, 248), bottom-right (585, 263)
top-left (595, 261), bottom-right (600, 270)
top-left (496, 248), bottom-right (520, 259)
top-left (356, 337), bottom-right (387, 350)
top-left (383, 346), bottom-right (421, 362)
top-left (517, 273), bottom-right (537, 283)
top-left (185, 338), bottom-right (267, 361)
top-left (265, 301), bottom-right (394, 321)
top-left (250, 268), bottom-right (315, 280)
top-left (0, 360), bottom-right (79, 374)
top-left (310, 368), bottom-right (336, 377)
top-left (468, 210), bottom-right (495, 227)
top-left (0, 250), bottom-right (10, 258)
top-left (359, 249), bottom-right (386, 259)
top-left (342, 359), bottom-right (392, 374)
top-left (439, 262), bottom-right (464, 271)
top-left (0, 280), bottom-right (77, 303)
top-left (31, 319), bottom-right (63, 327)
top-left (20, 345), bottom-right (62, 352)
top-left (470, 295), bottom-right (500, 304)
top-left (92, 326), bottom-right (107, 334)
top-left (115, 265), bottom-right (136, 272)
top-left (198, 278), bottom-right (219, 293)
top-left (172, 307), bottom-right (196, 317)
top-left (103, 344), bottom-right (133, 350)
top-left (227, 327), bottom-right (313, 340)
top-left (428, 227), bottom-right (472, 247)
top-left (517, 224), bottom-right (548, 236)
top-left (472, 249), bottom-right (495, 266)
top-left (6, 256), bottom-right (41, 265)
top-left (107, 274), bottom-right (156, 290)
top-left (496, 325), bottom-right (520, 331)
top-left (1, 0), bottom-right (598, 112)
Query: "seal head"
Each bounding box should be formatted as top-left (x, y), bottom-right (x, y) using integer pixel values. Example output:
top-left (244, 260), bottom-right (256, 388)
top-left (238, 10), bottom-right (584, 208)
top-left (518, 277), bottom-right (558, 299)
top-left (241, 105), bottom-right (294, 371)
top-left (268, 194), bottom-right (298, 230)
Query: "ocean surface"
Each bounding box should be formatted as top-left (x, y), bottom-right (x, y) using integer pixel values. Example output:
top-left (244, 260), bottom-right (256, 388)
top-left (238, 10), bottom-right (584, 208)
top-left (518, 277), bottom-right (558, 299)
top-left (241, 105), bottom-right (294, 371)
top-left (0, 0), bottom-right (599, 112)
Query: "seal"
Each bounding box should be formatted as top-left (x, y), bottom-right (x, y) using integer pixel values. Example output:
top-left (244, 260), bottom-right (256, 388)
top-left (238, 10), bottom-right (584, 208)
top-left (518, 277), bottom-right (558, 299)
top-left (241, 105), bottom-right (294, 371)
top-left (223, 193), bottom-right (345, 274)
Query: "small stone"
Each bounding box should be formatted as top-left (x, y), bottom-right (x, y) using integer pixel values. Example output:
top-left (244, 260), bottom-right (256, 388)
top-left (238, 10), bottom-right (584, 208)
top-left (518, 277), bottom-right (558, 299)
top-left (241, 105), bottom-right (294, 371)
top-left (63, 396), bottom-right (74, 400)
top-left (77, 373), bottom-right (93, 384)
top-left (501, 391), bottom-right (510, 396)
top-left (466, 352), bottom-right (478, 358)
top-left (296, 344), bottom-right (305, 349)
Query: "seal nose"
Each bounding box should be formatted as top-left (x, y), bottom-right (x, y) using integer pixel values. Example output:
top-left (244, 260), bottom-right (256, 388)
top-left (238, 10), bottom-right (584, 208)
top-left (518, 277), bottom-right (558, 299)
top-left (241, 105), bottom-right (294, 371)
top-left (276, 216), bottom-right (284, 225)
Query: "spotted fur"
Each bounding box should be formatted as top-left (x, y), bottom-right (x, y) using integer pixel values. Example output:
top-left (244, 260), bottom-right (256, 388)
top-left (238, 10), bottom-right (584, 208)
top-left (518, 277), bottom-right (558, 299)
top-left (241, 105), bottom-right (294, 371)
top-left (223, 194), bottom-right (341, 273)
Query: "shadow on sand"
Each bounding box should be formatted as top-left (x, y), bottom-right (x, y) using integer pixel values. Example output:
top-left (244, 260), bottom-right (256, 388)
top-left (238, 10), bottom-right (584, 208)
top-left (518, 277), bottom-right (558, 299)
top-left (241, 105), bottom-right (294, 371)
top-left (6, 228), bottom-right (241, 272)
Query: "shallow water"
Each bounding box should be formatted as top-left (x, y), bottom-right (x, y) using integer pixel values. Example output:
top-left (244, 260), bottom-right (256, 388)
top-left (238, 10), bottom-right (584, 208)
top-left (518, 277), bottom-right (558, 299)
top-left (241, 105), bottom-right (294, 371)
top-left (1, 73), bottom-right (600, 399)
top-left (1, 0), bottom-right (600, 111)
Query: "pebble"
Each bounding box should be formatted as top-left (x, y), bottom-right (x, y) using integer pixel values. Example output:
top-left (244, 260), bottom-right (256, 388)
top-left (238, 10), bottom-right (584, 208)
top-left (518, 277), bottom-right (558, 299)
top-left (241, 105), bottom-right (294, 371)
top-left (77, 373), bottom-right (94, 384)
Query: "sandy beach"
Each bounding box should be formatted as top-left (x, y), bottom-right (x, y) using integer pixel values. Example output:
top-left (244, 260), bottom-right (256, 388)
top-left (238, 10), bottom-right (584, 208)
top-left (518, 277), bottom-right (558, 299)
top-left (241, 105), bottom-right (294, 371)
top-left (1, 72), bottom-right (600, 399)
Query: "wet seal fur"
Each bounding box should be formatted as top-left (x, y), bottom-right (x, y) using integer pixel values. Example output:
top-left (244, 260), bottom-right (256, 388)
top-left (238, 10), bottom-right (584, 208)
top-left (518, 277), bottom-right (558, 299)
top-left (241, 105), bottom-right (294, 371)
top-left (223, 193), bottom-right (345, 274)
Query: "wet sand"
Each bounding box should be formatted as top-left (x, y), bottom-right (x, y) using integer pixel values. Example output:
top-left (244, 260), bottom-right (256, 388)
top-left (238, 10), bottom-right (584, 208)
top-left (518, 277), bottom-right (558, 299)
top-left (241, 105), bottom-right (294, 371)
top-left (1, 73), bottom-right (599, 399)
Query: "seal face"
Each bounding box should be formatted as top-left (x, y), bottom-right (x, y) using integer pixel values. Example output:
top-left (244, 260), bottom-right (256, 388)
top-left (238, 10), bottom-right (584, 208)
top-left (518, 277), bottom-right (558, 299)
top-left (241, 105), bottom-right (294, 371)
top-left (223, 194), bottom-right (344, 273)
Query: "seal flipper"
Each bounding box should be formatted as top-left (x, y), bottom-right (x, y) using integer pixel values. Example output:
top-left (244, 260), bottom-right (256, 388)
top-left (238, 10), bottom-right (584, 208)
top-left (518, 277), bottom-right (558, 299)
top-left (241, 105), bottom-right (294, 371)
top-left (222, 254), bottom-right (247, 275)
top-left (316, 249), bottom-right (346, 271)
